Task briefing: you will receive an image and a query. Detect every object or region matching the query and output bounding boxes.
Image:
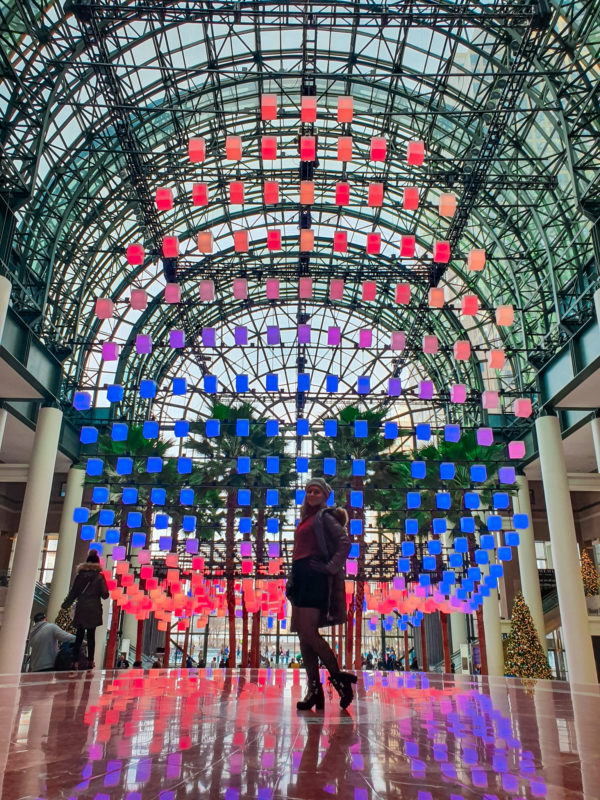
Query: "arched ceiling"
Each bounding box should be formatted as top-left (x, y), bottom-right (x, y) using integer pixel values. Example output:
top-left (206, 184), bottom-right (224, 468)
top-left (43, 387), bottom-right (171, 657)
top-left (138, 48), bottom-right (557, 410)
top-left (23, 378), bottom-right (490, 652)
top-left (1, 0), bottom-right (598, 427)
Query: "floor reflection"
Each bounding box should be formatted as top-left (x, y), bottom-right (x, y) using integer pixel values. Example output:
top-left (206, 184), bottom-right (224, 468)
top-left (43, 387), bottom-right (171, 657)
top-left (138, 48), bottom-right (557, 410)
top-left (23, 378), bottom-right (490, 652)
top-left (1, 668), bottom-right (598, 799)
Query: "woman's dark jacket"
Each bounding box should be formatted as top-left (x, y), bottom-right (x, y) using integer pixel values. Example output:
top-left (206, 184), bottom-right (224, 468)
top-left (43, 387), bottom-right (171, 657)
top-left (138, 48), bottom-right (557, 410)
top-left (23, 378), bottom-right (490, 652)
top-left (62, 563), bottom-right (109, 628)
top-left (289, 507), bottom-right (351, 629)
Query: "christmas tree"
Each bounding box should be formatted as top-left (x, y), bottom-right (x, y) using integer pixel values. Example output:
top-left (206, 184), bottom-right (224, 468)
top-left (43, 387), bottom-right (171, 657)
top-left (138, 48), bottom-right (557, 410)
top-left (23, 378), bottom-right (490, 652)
top-left (505, 592), bottom-right (552, 680)
top-left (580, 551), bottom-right (599, 596)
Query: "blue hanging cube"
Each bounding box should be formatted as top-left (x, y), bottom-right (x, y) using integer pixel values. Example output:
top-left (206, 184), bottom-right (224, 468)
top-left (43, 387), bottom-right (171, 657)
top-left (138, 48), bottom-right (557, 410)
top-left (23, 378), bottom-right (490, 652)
top-left (177, 457), bottom-right (192, 474)
top-left (326, 374), bottom-right (339, 392)
top-left (407, 492), bottom-right (421, 509)
top-left (444, 425), bottom-right (461, 442)
top-left (266, 419), bottom-right (279, 436)
top-left (462, 579), bottom-right (474, 592)
top-left (106, 384), bottom-right (124, 403)
top-left (384, 422), bottom-right (398, 439)
top-left (121, 487), bottom-right (137, 504)
top-left (402, 541), bottom-right (415, 556)
top-left (73, 507), bottom-right (90, 523)
top-left (92, 486), bottom-right (109, 504)
top-left (493, 492), bottom-right (510, 509)
top-left (155, 514), bottom-right (169, 530)
top-left (146, 457), bottom-right (163, 473)
top-left (419, 574), bottom-right (431, 587)
top-left (505, 531), bottom-right (520, 547)
top-left (436, 492), bottom-right (451, 510)
top-left (349, 543), bottom-right (360, 558)
top-left (266, 456), bottom-right (280, 474)
top-left (324, 419), bottom-right (337, 437)
top-left (484, 575), bottom-right (497, 590)
top-left (397, 558), bottom-right (410, 573)
top-left (174, 420), bottom-right (189, 438)
top-left (470, 464), bottom-right (487, 482)
top-left (159, 536), bottom-right (172, 551)
top-left (350, 491), bottom-right (363, 508)
top-left (433, 518), bottom-right (447, 535)
top-left (295, 489), bottom-right (305, 505)
top-left (266, 489), bottom-right (279, 506)
top-left (203, 375), bottom-right (217, 393)
top-left (454, 537), bottom-right (468, 553)
top-left (490, 563), bottom-right (504, 579)
top-left (443, 570), bottom-right (456, 585)
top-left (236, 419), bottom-right (250, 436)
top-left (206, 419), bottom-right (220, 437)
top-left (140, 380), bottom-right (157, 399)
top-left (468, 567), bottom-right (482, 582)
top-left (486, 515), bottom-right (502, 531)
top-left (357, 376), bottom-right (370, 394)
top-left (449, 552), bottom-right (463, 568)
top-left (427, 539), bottom-right (442, 555)
top-left (416, 423), bottom-right (431, 441)
top-left (266, 374), bottom-right (279, 392)
top-left (238, 517), bottom-right (252, 534)
top-left (86, 458), bottom-right (103, 477)
top-left (296, 457), bottom-right (308, 473)
top-left (456, 587), bottom-right (468, 600)
top-left (142, 420), bottom-right (159, 439)
top-left (298, 373), bottom-right (310, 392)
top-left (350, 519), bottom-right (363, 535)
top-left (235, 375), bottom-right (249, 393)
top-left (464, 492), bottom-right (479, 509)
top-left (423, 555), bottom-right (436, 571)
top-left (172, 377), bottom-right (187, 395)
top-left (475, 550), bottom-right (489, 565)
top-left (238, 489), bottom-right (251, 506)
top-left (440, 462), bottom-right (455, 480)
top-left (405, 519), bottom-right (419, 535)
top-left (131, 532), bottom-right (146, 548)
top-left (323, 458), bottom-right (336, 476)
top-left (354, 420), bottom-right (368, 438)
top-left (460, 517), bottom-right (475, 533)
top-left (127, 511), bottom-right (142, 528)
top-left (352, 459), bottom-right (366, 476)
top-left (237, 457), bottom-right (250, 474)
top-left (111, 423), bottom-right (128, 442)
top-left (513, 513), bottom-right (529, 529)
top-left (98, 509), bottom-right (114, 526)
top-left (480, 534), bottom-right (495, 550)
top-left (73, 391), bottom-right (91, 411)
top-left (411, 461), bottom-right (426, 479)
top-left (182, 516), bottom-right (196, 532)
top-left (267, 518), bottom-right (279, 534)
top-left (80, 426), bottom-right (98, 444)
top-left (497, 546), bottom-right (512, 561)
top-left (296, 419), bottom-right (309, 436)
top-left (105, 528), bottom-right (119, 544)
top-left (499, 467), bottom-right (516, 484)
top-left (151, 488), bottom-right (166, 505)
top-left (180, 488), bottom-right (194, 505)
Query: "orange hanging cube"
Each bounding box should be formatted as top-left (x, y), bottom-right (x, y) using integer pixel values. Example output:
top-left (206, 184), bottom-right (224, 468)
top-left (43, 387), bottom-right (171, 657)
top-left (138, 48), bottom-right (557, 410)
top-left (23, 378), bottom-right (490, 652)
top-left (428, 287), bottom-right (445, 307)
top-left (192, 183), bottom-right (209, 206)
top-left (335, 182), bottom-right (350, 205)
top-left (163, 236), bottom-right (178, 258)
top-left (362, 281), bottom-right (376, 301)
top-left (496, 305), bottom-right (514, 326)
top-left (234, 231), bottom-right (249, 253)
top-left (453, 340), bottom-right (471, 360)
top-left (439, 192), bottom-right (457, 217)
top-left (368, 183), bottom-right (384, 207)
top-left (155, 187), bottom-right (173, 211)
top-left (337, 136), bottom-right (353, 161)
top-left (197, 231), bottom-right (213, 253)
top-left (267, 230), bottom-right (281, 250)
top-left (366, 233), bottom-right (381, 254)
top-left (400, 235), bottom-right (415, 258)
top-left (403, 187), bottom-right (419, 210)
top-left (370, 137), bottom-right (387, 161)
top-left (337, 96), bottom-right (353, 123)
top-left (433, 241), bottom-right (451, 263)
top-left (300, 181), bottom-right (314, 204)
top-left (301, 96), bottom-right (317, 122)
top-left (300, 136), bottom-right (316, 161)
top-left (487, 349), bottom-right (506, 369)
top-left (225, 135), bottom-right (242, 161)
top-left (468, 249), bottom-right (486, 271)
top-left (461, 294), bottom-right (479, 315)
top-left (229, 181), bottom-right (245, 205)
top-left (261, 136), bottom-right (277, 160)
top-left (333, 231), bottom-right (347, 252)
top-left (300, 229), bottom-right (314, 251)
top-left (261, 94), bottom-right (277, 120)
top-left (407, 140), bottom-right (425, 165)
top-left (395, 283), bottom-right (411, 304)
top-left (264, 181), bottom-right (279, 204)
top-left (188, 137), bottom-right (205, 163)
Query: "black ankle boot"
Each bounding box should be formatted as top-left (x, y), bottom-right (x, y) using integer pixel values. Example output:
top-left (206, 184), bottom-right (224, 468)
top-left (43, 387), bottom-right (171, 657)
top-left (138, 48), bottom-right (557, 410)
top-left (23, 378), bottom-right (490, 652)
top-left (296, 680), bottom-right (325, 711)
top-left (328, 672), bottom-right (358, 709)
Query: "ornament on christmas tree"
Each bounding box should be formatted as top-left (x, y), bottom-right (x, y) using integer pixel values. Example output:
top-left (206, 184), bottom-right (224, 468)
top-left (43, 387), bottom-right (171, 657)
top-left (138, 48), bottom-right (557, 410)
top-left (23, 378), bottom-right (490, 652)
top-left (505, 592), bottom-right (552, 680)
top-left (580, 551), bottom-right (599, 597)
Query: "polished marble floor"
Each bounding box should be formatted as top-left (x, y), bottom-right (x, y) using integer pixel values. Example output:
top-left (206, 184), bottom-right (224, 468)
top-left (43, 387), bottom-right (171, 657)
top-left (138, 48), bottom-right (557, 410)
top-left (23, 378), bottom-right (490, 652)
top-left (1, 668), bottom-right (599, 799)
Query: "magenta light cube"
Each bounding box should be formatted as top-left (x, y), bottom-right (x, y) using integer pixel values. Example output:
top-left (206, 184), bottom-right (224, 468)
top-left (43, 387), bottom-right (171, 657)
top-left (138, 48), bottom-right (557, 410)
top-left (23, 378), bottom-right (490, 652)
top-left (391, 331), bottom-right (406, 350)
top-left (359, 329), bottom-right (373, 348)
top-left (135, 334), bottom-right (152, 354)
top-left (482, 390), bottom-right (499, 409)
top-left (328, 326), bottom-right (341, 346)
top-left (508, 440), bottom-right (525, 459)
top-left (165, 283), bottom-right (181, 303)
top-left (202, 327), bottom-right (216, 347)
top-left (477, 427), bottom-right (494, 446)
top-left (513, 398), bottom-right (532, 418)
top-left (170, 329), bottom-right (185, 348)
top-left (423, 335), bottom-right (438, 354)
top-left (388, 378), bottom-right (402, 396)
top-left (267, 326), bottom-right (280, 345)
top-left (298, 324), bottom-right (311, 343)
top-left (419, 380), bottom-right (434, 399)
top-left (233, 278), bottom-right (248, 300)
top-left (112, 546), bottom-right (126, 561)
top-left (234, 326), bottom-right (248, 345)
top-left (240, 541), bottom-right (252, 557)
top-left (102, 342), bottom-right (119, 361)
top-left (450, 384), bottom-right (466, 403)
top-left (266, 278), bottom-right (279, 299)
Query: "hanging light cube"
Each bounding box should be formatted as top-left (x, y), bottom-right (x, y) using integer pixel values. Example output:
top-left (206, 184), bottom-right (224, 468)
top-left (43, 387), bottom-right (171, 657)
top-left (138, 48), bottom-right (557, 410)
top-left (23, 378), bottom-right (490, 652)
top-left (366, 233), bottom-right (381, 254)
top-left (299, 277), bottom-right (313, 298)
top-left (337, 136), bottom-right (353, 161)
top-left (444, 424), bottom-right (461, 442)
top-left (438, 192), bottom-right (457, 217)
top-left (229, 181), bottom-right (245, 204)
top-left (267, 230), bottom-right (281, 250)
top-left (359, 329), bottom-right (372, 347)
top-left (170, 329), bottom-right (185, 348)
top-left (127, 243), bottom-right (144, 265)
top-left (225, 136), bottom-right (242, 160)
top-left (165, 283), bottom-right (181, 303)
top-left (199, 280), bottom-right (214, 301)
top-left (368, 183), bottom-right (384, 206)
top-left (234, 231), bottom-right (249, 253)
top-left (508, 440), bottom-right (526, 459)
top-left (136, 334), bottom-right (152, 355)
top-left (513, 398), bottom-right (533, 418)
top-left (188, 137), bottom-right (205, 162)
top-left (496, 305), bottom-right (515, 326)
top-left (264, 181), bottom-right (279, 204)
top-left (95, 298), bottom-right (114, 319)
top-left (301, 95), bottom-right (317, 122)
top-left (266, 278), bottom-right (279, 299)
top-left (362, 281), bottom-right (376, 301)
top-left (468, 249), bottom-right (486, 271)
top-left (335, 182), bottom-right (350, 205)
top-left (400, 236), bottom-right (415, 258)
top-left (202, 328), bottom-right (216, 347)
top-left (407, 140), bottom-right (425, 165)
top-left (487, 349), bottom-right (506, 369)
top-left (403, 187), bottom-right (419, 210)
top-left (300, 136), bottom-right (316, 160)
top-left (300, 229), bottom-right (314, 251)
top-left (266, 326), bottom-right (280, 345)
top-left (298, 324), bottom-right (311, 343)
top-left (300, 181), bottom-right (314, 204)
top-left (482, 390), bottom-right (499, 410)
top-left (261, 93), bottom-right (277, 120)
top-left (388, 378), bottom-right (402, 395)
top-left (155, 187), bottom-right (173, 211)
top-left (450, 384), bottom-right (467, 403)
top-left (197, 231), bottom-right (213, 254)
top-left (433, 241), bottom-right (451, 263)
top-left (328, 326), bottom-right (341, 346)
top-left (462, 295), bottom-right (479, 315)
top-left (162, 236), bottom-right (178, 257)
top-left (390, 331), bottom-right (406, 350)
top-left (370, 137), bottom-right (387, 161)
top-left (261, 136), bottom-right (277, 160)
top-left (330, 278), bottom-right (344, 299)
top-left (395, 283), bottom-right (411, 304)
top-left (419, 380), bottom-right (434, 399)
top-left (333, 231), bottom-right (347, 253)
top-left (428, 287), bottom-right (444, 307)
top-left (192, 183), bottom-right (209, 206)
top-left (130, 288), bottom-right (147, 310)
top-left (477, 427), bottom-right (494, 446)
top-left (453, 340), bottom-right (471, 360)
top-left (337, 95), bottom-right (353, 122)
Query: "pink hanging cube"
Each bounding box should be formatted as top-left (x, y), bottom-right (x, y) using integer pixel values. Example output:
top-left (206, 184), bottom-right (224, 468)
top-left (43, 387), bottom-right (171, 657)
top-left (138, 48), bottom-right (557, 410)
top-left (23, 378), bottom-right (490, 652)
top-left (496, 305), bottom-right (514, 326)
top-left (439, 192), bottom-right (456, 217)
top-left (127, 243), bottom-right (144, 265)
top-left (300, 229), bottom-right (314, 251)
top-left (130, 289), bottom-right (147, 310)
top-left (299, 277), bottom-right (313, 298)
top-left (366, 233), bottom-right (381, 254)
top-left (192, 183), bottom-right (209, 206)
top-left (419, 381), bottom-right (434, 399)
top-left (359, 329), bottom-right (372, 348)
top-left (346, 560), bottom-right (358, 576)
top-left (233, 278), bottom-right (248, 299)
top-left (202, 328), bottom-right (216, 347)
top-left (477, 427), bottom-right (494, 446)
top-left (362, 281), bottom-right (376, 301)
top-left (454, 340), bottom-right (471, 360)
top-left (234, 326), bottom-right (247, 345)
top-left (240, 541), bottom-right (252, 557)
top-left (450, 384), bottom-right (467, 403)
top-left (328, 326), bottom-right (341, 346)
top-left (337, 96), bottom-right (353, 122)
top-left (487, 349), bottom-right (506, 369)
top-left (199, 280), bottom-right (215, 301)
top-left (508, 440), bottom-right (526, 459)
top-left (261, 94), bottom-right (277, 120)
top-left (266, 278), bottom-right (280, 299)
top-left (264, 181), bottom-right (279, 204)
top-left (197, 231), bottom-right (213, 253)
top-left (335, 183), bottom-right (350, 205)
top-left (300, 181), bottom-right (314, 204)
top-left (407, 140), bottom-right (425, 166)
top-left (136, 334), bottom-right (152, 355)
top-left (337, 137), bottom-right (353, 161)
top-left (155, 187), bottom-right (173, 211)
top-left (301, 96), bottom-right (317, 122)
top-left (330, 279), bottom-right (344, 299)
top-left (261, 136), bottom-right (277, 160)
top-left (403, 187), bottom-right (419, 210)
top-left (267, 230), bottom-right (281, 250)
top-left (298, 325), bottom-right (311, 343)
top-left (170, 330), bottom-right (185, 348)
top-left (368, 183), bottom-right (384, 207)
top-left (400, 236), bottom-right (415, 258)
top-left (165, 283), bottom-right (181, 303)
top-left (163, 236), bottom-right (178, 257)
top-left (390, 331), bottom-right (406, 350)
top-left (428, 287), bottom-right (444, 307)
top-left (482, 390), bottom-right (499, 410)
top-left (468, 249), bottom-right (486, 271)
top-left (229, 181), bottom-right (245, 205)
top-left (462, 295), bottom-right (479, 315)
top-left (423, 335), bottom-right (439, 354)
top-left (433, 241), bottom-right (451, 263)
top-left (102, 342), bottom-right (119, 361)
top-left (370, 137), bottom-right (387, 161)
top-left (300, 136), bottom-right (316, 161)
top-left (395, 283), bottom-right (411, 304)
top-left (234, 231), bottom-right (249, 253)
top-left (333, 231), bottom-right (347, 252)
top-left (514, 398), bottom-right (533, 418)
top-left (225, 136), bottom-right (242, 160)
top-left (188, 138), bottom-right (205, 163)
top-left (95, 298), bottom-right (114, 319)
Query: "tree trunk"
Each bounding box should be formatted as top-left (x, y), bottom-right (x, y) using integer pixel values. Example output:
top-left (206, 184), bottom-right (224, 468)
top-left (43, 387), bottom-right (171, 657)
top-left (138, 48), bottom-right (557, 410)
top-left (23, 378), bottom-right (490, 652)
top-left (441, 613), bottom-right (451, 674)
top-left (250, 507), bottom-right (265, 668)
top-left (182, 625), bottom-right (190, 668)
top-left (225, 491), bottom-right (237, 666)
top-left (104, 600), bottom-right (120, 669)
top-left (420, 622), bottom-right (428, 672)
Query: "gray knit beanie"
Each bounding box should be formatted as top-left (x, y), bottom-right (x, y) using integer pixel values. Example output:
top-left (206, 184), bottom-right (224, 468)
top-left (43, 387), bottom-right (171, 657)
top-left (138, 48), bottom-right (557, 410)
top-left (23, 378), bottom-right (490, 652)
top-left (305, 476), bottom-right (333, 496)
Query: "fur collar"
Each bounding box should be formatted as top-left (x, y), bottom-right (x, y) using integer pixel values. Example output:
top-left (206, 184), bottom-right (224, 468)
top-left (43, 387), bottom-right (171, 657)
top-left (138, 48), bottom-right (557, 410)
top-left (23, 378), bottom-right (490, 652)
top-left (76, 562), bottom-right (103, 573)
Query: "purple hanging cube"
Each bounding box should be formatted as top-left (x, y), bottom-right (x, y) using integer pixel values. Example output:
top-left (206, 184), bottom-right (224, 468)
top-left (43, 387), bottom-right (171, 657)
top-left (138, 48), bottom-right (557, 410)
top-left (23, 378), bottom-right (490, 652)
top-left (170, 329), bottom-right (185, 348)
top-left (359, 329), bottom-right (373, 347)
top-left (477, 427), bottom-right (494, 446)
top-left (267, 326), bottom-right (280, 345)
top-left (185, 538), bottom-right (199, 554)
top-left (234, 326), bottom-right (248, 345)
top-left (136, 334), bottom-right (152, 354)
top-left (102, 342), bottom-right (119, 361)
top-left (202, 327), bottom-right (216, 347)
top-left (298, 324), bottom-right (311, 343)
top-left (419, 380), bottom-right (434, 399)
top-left (268, 542), bottom-right (280, 558)
top-left (388, 378), bottom-right (402, 396)
top-left (328, 326), bottom-right (341, 346)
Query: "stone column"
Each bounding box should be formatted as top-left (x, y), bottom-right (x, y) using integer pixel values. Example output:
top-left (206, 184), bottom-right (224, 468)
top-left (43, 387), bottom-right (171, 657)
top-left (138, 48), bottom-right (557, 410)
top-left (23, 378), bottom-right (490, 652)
top-left (482, 562), bottom-right (505, 676)
top-left (450, 613), bottom-right (468, 673)
top-left (0, 274), bottom-right (11, 342)
top-left (0, 406), bottom-right (63, 674)
top-left (515, 475), bottom-right (547, 652)
top-left (46, 467), bottom-right (85, 621)
top-left (591, 416), bottom-right (600, 472)
top-left (535, 414), bottom-right (597, 684)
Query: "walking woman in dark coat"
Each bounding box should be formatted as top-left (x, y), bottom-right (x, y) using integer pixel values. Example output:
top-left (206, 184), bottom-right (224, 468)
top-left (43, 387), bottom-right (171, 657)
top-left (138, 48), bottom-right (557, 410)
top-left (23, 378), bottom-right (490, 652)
top-left (61, 550), bottom-right (109, 668)
top-left (286, 477), bottom-right (357, 710)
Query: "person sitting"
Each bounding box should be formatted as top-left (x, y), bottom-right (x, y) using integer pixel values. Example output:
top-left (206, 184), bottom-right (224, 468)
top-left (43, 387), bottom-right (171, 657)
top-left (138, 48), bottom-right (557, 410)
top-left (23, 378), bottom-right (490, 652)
top-left (29, 613), bottom-right (75, 672)
top-left (116, 652), bottom-right (130, 669)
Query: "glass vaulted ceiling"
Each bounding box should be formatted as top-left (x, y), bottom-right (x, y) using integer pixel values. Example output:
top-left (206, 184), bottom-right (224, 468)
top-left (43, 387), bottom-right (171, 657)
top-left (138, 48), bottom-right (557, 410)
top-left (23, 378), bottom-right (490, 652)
top-left (0, 0), bottom-right (598, 427)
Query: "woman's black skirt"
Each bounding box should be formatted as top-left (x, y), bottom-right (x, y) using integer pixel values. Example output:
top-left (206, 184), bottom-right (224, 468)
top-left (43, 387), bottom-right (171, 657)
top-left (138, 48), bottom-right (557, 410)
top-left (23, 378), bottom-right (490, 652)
top-left (287, 558), bottom-right (328, 610)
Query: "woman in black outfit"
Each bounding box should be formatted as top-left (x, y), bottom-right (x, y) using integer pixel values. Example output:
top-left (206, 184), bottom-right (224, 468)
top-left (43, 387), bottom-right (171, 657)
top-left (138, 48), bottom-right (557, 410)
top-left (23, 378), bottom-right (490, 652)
top-left (61, 550), bottom-right (109, 669)
top-left (287, 477), bottom-right (357, 710)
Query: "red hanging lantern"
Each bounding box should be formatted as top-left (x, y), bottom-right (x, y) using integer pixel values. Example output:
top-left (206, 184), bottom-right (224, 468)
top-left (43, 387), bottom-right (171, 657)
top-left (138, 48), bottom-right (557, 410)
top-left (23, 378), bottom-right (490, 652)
top-left (127, 243), bottom-right (144, 266)
top-left (366, 233), bottom-right (381, 254)
top-left (267, 230), bottom-right (281, 251)
top-left (403, 187), bottom-right (419, 210)
top-left (225, 136), bottom-right (242, 161)
top-left (300, 136), bottom-right (316, 161)
top-left (433, 241), bottom-right (451, 263)
top-left (337, 137), bottom-right (353, 161)
top-left (368, 183), bottom-right (384, 207)
top-left (337, 96), bottom-right (353, 123)
top-left (301, 96), bottom-right (317, 122)
top-left (229, 181), bottom-right (245, 205)
top-left (400, 235), bottom-right (415, 258)
top-left (264, 181), bottom-right (279, 204)
top-left (333, 231), bottom-right (347, 252)
top-left (188, 138), bottom-right (205, 163)
top-left (335, 182), bottom-right (350, 205)
top-left (163, 236), bottom-right (178, 258)
top-left (407, 140), bottom-right (425, 166)
top-left (234, 231), bottom-right (249, 253)
top-left (261, 136), bottom-right (277, 160)
top-left (261, 94), bottom-right (277, 120)
top-left (192, 183), bottom-right (209, 206)
top-left (155, 187), bottom-right (173, 211)
top-left (370, 137), bottom-right (387, 162)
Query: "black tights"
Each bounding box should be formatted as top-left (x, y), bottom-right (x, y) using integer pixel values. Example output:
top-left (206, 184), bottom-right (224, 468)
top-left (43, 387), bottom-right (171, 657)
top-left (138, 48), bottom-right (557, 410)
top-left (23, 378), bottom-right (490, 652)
top-left (75, 626), bottom-right (96, 664)
top-left (293, 606), bottom-right (340, 684)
